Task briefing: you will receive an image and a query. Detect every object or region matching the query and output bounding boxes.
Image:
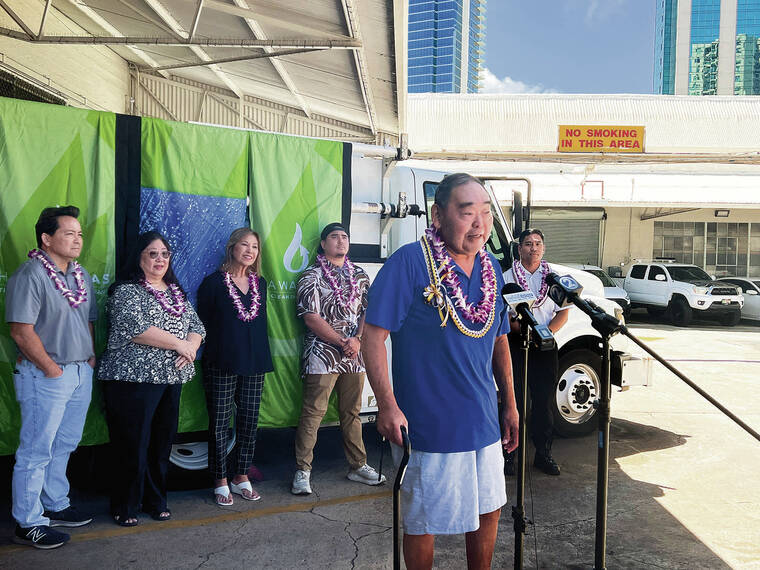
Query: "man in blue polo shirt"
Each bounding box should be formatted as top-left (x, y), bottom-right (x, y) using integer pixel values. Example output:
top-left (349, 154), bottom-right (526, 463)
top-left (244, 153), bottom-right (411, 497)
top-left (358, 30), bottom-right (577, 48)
top-left (363, 173), bottom-right (519, 569)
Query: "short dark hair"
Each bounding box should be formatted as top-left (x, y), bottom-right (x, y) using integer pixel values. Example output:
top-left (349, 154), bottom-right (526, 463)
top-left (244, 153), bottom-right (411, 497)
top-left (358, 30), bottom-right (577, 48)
top-left (35, 206), bottom-right (80, 248)
top-left (518, 228), bottom-right (545, 245)
top-left (434, 173), bottom-right (485, 210)
top-left (109, 230), bottom-right (185, 296)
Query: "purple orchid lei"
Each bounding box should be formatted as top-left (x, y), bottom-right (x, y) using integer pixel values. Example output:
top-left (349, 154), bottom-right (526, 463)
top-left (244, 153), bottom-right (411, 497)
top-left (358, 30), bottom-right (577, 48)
top-left (223, 271), bottom-right (261, 322)
top-left (28, 249), bottom-right (88, 308)
top-left (512, 259), bottom-right (551, 306)
top-left (139, 279), bottom-right (186, 317)
top-left (317, 254), bottom-right (359, 310)
top-left (425, 227), bottom-right (497, 324)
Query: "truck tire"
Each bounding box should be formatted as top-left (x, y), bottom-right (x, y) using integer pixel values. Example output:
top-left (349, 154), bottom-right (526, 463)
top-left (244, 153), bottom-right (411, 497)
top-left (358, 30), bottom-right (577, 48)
top-left (553, 349), bottom-right (601, 437)
top-left (646, 307), bottom-right (666, 317)
top-left (720, 311), bottom-right (741, 326)
top-left (669, 297), bottom-right (692, 327)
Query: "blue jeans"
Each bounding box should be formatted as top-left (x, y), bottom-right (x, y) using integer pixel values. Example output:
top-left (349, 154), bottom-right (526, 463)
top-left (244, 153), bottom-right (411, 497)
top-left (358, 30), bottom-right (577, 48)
top-left (12, 360), bottom-right (93, 528)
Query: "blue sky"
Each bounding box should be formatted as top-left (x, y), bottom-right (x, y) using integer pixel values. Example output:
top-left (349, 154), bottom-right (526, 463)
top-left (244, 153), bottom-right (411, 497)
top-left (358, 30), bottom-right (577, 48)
top-left (483, 0), bottom-right (657, 94)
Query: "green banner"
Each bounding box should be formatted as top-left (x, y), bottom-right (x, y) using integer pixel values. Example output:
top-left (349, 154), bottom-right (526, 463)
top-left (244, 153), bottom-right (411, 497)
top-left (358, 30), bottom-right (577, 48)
top-left (250, 132), bottom-right (344, 427)
top-left (0, 97), bottom-right (115, 455)
top-left (141, 117), bottom-right (250, 434)
top-left (141, 117), bottom-right (249, 198)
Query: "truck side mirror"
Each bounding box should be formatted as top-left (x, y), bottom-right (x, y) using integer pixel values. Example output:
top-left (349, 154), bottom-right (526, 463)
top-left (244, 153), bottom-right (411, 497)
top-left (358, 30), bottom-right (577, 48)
top-left (655, 274), bottom-right (666, 281)
top-left (512, 190), bottom-right (523, 237)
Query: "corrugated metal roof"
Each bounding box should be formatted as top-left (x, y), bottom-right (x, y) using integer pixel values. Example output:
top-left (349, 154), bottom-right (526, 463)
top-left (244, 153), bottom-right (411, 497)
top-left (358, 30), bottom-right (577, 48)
top-left (407, 94), bottom-right (760, 156)
top-left (0, 0), bottom-right (402, 140)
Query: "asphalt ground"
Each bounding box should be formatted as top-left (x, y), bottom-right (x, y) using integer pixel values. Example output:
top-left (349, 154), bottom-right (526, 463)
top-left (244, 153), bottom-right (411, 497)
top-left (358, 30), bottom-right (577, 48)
top-left (0, 312), bottom-right (759, 569)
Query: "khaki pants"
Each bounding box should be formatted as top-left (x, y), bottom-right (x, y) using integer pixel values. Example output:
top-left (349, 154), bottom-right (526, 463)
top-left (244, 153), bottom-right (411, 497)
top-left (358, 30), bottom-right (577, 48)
top-left (295, 373), bottom-right (367, 471)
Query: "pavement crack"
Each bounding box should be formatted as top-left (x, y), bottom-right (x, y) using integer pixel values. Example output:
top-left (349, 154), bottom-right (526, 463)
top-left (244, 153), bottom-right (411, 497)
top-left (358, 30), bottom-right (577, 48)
top-left (193, 519), bottom-right (247, 569)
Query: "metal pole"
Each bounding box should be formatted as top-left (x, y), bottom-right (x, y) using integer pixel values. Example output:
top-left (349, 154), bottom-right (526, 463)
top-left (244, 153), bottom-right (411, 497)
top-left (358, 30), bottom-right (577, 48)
top-left (622, 330), bottom-right (760, 442)
top-left (594, 336), bottom-right (612, 569)
top-left (512, 325), bottom-right (530, 569)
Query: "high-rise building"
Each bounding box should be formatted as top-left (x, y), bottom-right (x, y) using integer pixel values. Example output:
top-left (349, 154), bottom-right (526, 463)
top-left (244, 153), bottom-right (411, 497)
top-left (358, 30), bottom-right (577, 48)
top-left (655, 0), bottom-right (760, 95)
top-left (408, 0), bottom-right (486, 93)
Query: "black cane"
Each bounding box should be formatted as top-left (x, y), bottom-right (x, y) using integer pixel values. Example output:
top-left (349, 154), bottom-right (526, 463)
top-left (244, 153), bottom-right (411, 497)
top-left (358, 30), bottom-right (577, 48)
top-left (394, 426), bottom-right (411, 570)
top-left (512, 324), bottom-right (530, 569)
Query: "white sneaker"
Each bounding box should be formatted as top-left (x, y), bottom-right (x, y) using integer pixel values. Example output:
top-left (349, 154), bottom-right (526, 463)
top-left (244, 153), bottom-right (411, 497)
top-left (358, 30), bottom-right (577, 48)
top-left (347, 464), bottom-right (386, 486)
top-left (291, 469), bottom-right (312, 495)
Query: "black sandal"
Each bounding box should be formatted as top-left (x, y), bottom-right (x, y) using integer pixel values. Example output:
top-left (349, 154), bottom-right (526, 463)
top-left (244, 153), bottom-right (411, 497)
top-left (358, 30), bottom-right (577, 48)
top-left (149, 509), bottom-right (171, 521)
top-left (113, 513), bottom-right (138, 527)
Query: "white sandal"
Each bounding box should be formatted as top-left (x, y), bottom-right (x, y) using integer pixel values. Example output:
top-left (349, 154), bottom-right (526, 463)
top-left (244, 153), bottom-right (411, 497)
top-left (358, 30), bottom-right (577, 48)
top-left (230, 480), bottom-right (260, 501)
top-left (214, 485), bottom-right (233, 506)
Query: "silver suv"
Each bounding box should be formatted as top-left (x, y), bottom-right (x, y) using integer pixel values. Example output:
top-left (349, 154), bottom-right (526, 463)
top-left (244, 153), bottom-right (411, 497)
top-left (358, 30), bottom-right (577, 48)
top-left (623, 261), bottom-right (743, 326)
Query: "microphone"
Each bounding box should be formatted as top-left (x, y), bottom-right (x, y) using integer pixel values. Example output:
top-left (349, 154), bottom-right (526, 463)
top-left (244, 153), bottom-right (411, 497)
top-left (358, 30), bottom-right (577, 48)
top-left (545, 273), bottom-right (623, 337)
top-left (545, 272), bottom-right (584, 308)
top-left (502, 283), bottom-right (555, 350)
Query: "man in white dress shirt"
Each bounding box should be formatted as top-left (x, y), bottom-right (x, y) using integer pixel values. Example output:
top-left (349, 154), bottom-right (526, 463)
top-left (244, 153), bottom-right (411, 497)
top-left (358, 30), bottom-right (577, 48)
top-left (503, 229), bottom-right (569, 476)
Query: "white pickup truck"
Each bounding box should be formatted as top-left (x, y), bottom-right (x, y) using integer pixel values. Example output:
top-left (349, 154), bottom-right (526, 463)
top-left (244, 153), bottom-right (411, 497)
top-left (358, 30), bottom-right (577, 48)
top-left (623, 261), bottom-right (743, 326)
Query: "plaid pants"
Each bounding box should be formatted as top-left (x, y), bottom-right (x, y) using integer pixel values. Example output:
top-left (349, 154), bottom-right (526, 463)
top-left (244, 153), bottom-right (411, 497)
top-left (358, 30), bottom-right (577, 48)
top-left (204, 366), bottom-right (265, 480)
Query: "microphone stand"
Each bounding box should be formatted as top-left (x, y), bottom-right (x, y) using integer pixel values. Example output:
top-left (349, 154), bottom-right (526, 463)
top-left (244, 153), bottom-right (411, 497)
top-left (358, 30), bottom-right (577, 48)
top-left (512, 318), bottom-right (530, 570)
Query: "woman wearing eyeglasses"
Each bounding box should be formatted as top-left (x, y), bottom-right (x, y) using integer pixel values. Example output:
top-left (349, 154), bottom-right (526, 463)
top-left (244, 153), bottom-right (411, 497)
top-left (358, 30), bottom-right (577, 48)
top-left (197, 227), bottom-right (273, 506)
top-left (98, 231), bottom-right (205, 527)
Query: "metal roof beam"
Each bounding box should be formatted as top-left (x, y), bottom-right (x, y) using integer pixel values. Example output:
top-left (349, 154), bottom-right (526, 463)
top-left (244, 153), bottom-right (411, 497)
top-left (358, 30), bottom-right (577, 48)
top-left (63, 1), bottom-right (170, 78)
top-left (0, 0), bottom-right (36, 39)
top-left (141, 0), bottom-right (244, 99)
top-left (198, 0), bottom-right (351, 41)
top-left (142, 48), bottom-right (322, 72)
top-left (230, 0), bottom-right (313, 118)
top-left (114, 0), bottom-right (185, 40)
top-left (341, 0), bottom-right (378, 134)
top-left (189, 0), bottom-right (204, 40)
top-left (0, 26), bottom-right (362, 48)
top-left (38, 0), bottom-right (53, 38)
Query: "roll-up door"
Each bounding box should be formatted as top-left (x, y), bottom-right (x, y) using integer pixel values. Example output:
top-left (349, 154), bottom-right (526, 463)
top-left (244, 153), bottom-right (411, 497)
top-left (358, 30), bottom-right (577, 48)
top-left (531, 209), bottom-right (605, 265)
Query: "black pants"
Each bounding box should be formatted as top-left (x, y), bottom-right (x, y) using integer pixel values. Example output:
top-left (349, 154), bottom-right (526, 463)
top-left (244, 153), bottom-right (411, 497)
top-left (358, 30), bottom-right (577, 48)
top-left (203, 366), bottom-right (265, 480)
top-left (509, 337), bottom-right (558, 455)
top-left (104, 381), bottom-right (181, 517)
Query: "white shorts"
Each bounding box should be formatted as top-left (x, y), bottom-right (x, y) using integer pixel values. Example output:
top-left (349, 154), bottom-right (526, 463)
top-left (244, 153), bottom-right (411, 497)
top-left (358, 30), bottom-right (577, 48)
top-left (391, 440), bottom-right (507, 535)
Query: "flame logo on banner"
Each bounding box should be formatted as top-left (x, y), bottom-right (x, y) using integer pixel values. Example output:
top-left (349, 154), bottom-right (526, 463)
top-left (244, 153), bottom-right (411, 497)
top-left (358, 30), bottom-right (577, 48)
top-left (283, 223), bottom-right (310, 273)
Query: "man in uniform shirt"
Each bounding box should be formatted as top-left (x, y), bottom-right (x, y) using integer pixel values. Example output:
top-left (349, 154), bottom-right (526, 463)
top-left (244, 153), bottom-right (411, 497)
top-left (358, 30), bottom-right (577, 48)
top-left (6, 206), bottom-right (98, 549)
top-left (363, 174), bottom-right (519, 569)
top-left (503, 228), bottom-right (569, 476)
top-left (291, 222), bottom-right (386, 495)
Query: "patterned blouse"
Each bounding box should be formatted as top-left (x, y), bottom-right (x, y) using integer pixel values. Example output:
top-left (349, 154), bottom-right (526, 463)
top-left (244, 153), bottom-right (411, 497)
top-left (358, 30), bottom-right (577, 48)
top-left (98, 282), bottom-right (206, 384)
top-left (296, 260), bottom-right (369, 375)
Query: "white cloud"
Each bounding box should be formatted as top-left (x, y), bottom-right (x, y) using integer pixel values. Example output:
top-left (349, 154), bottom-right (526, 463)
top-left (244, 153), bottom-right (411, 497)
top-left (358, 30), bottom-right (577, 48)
top-left (580, 0), bottom-right (626, 25)
top-left (480, 68), bottom-right (559, 94)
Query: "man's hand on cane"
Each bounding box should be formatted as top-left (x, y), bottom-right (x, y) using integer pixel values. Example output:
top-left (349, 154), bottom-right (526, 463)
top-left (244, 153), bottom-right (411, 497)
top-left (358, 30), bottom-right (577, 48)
top-left (377, 401), bottom-right (409, 447)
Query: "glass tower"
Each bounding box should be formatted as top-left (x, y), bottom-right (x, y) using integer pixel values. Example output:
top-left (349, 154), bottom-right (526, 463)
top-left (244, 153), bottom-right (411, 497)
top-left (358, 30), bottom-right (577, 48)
top-left (655, 0), bottom-right (679, 94)
top-left (655, 0), bottom-right (760, 95)
top-left (408, 0), bottom-right (486, 93)
top-left (735, 0), bottom-right (760, 94)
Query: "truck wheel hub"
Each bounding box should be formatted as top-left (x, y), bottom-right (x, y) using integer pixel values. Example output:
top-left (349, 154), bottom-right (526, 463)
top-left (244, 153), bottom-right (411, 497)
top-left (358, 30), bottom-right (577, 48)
top-left (556, 363), bottom-right (600, 423)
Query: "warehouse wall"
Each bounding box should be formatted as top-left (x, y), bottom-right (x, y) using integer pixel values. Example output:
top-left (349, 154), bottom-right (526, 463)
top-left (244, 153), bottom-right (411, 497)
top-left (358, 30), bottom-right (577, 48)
top-left (0, 0), bottom-right (128, 112)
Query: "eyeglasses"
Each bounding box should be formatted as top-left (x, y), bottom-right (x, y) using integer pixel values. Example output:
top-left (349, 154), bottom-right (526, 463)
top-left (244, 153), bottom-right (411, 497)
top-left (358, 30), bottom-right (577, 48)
top-left (146, 250), bottom-right (172, 259)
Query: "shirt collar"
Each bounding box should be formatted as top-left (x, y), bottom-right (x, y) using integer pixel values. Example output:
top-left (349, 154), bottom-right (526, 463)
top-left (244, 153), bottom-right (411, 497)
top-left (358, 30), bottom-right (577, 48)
top-left (518, 260), bottom-right (541, 277)
top-left (38, 250), bottom-right (71, 275)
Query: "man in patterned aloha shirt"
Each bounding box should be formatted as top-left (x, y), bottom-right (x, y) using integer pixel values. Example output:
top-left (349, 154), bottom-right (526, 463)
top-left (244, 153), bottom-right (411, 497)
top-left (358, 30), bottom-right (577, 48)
top-left (291, 222), bottom-right (386, 495)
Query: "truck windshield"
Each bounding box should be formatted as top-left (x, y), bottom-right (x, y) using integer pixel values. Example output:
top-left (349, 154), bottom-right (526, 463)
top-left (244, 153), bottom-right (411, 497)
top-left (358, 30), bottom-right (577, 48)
top-left (585, 269), bottom-right (616, 287)
top-left (667, 266), bottom-right (712, 283)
